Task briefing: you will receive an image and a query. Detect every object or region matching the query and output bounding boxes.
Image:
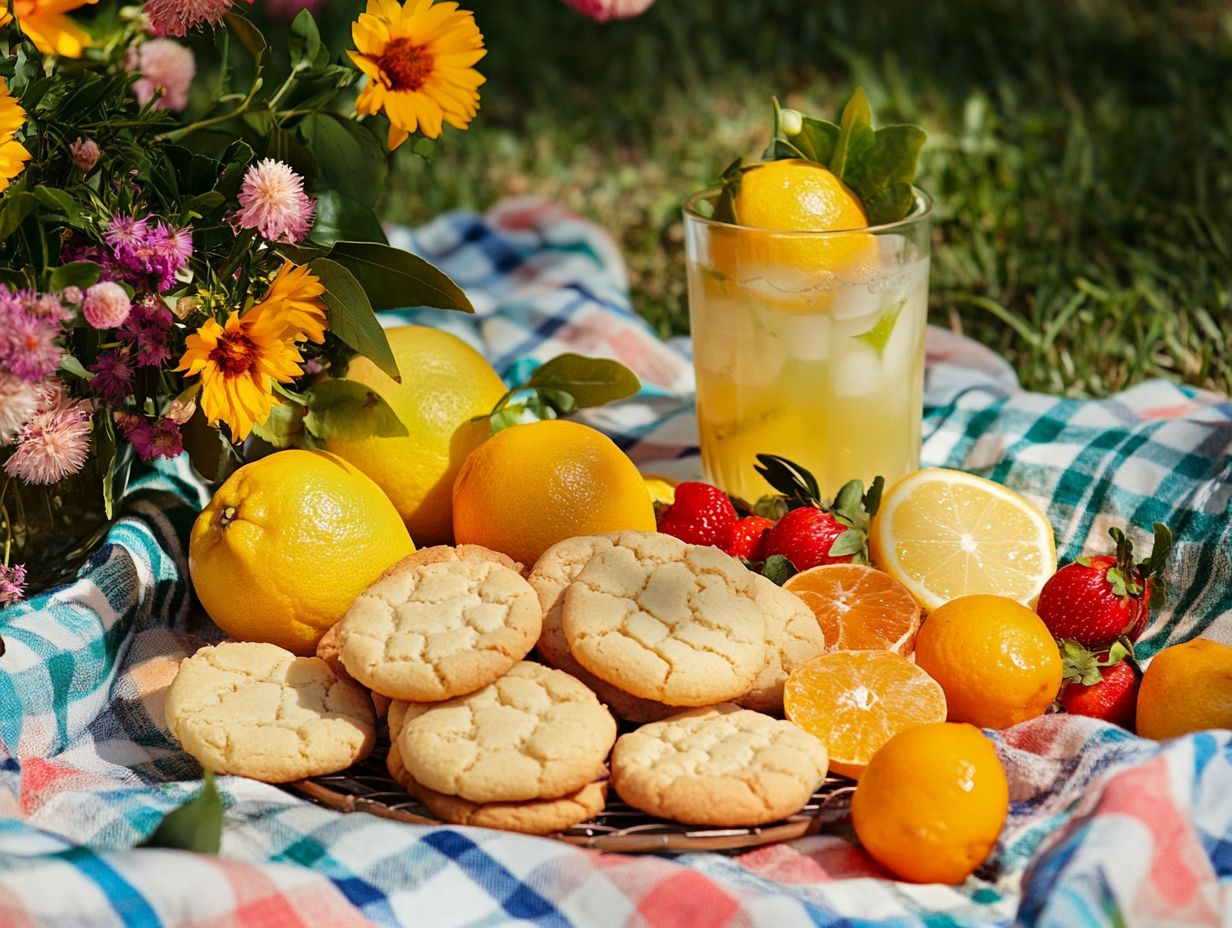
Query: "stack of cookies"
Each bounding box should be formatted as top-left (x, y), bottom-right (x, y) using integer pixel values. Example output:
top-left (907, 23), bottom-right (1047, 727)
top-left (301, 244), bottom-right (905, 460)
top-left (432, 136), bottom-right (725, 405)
top-left (164, 532), bottom-right (833, 836)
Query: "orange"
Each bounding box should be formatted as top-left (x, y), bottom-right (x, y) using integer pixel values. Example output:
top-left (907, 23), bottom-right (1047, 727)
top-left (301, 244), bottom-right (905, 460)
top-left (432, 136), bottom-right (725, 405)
top-left (189, 450), bottom-right (414, 655)
top-left (783, 649), bottom-right (947, 779)
top-left (1136, 637), bottom-right (1232, 740)
top-left (914, 594), bottom-right (1063, 729)
top-left (870, 468), bottom-right (1057, 612)
top-left (713, 159), bottom-right (878, 283)
top-left (783, 563), bottom-right (921, 654)
top-left (451, 419), bottom-right (656, 566)
top-left (851, 721), bottom-right (1009, 884)
top-left (325, 325), bottom-right (507, 546)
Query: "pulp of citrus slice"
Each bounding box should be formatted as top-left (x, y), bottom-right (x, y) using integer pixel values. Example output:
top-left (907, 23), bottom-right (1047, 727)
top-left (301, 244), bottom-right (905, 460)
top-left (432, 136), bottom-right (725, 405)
top-left (869, 468), bottom-right (1057, 613)
top-left (783, 649), bottom-right (947, 779)
top-left (783, 563), bottom-right (921, 654)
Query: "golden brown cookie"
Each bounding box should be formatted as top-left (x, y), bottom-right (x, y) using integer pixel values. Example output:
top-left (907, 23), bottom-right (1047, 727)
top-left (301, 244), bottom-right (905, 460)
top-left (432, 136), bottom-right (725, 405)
top-left (736, 574), bottom-right (828, 714)
top-left (165, 642), bottom-right (375, 783)
top-left (397, 661), bottom-right (617, 803)
top-left (380, 544), bottom-right (523, 580)
top-left (561, 540), bottom-right (765, 706)
top-left (610, 704), bottom-right (829, 826)
top-left (337, 559), bottom-right (542, 701)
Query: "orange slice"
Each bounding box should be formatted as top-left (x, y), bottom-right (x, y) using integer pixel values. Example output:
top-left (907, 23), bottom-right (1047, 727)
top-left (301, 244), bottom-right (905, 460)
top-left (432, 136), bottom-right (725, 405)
top-left (784, 650), bottom-right (947, 779)
top-left (783, 563), bottom-right (921, 654)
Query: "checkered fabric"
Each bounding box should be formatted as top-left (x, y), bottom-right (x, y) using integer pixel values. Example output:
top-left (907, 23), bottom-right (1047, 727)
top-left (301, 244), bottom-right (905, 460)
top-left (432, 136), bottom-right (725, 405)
top-left (1, 198), bottom-right (1229, 927)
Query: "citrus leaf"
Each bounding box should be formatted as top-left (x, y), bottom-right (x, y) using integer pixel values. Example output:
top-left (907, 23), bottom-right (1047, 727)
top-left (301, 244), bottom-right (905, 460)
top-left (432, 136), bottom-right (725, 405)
top-left (300, 113), bottom-right (387, 209)
top-left (308, 257), bottom-right (400, 382)
top-left (326, 241), bottom-right (472, 313)
top-left (250, 402), bottom-right (306, 449)
top-left (830, 87), bottom-right (874, 182)
top-left (524, 354), bottom-right (641, 408)
top-left (0, 191), bottom-right (37, 241)
top-left (141, 771), bottom-right (224, 855)
top-left (289, 9), bottom-right (323, 71)
top-left (303, 379), bottom-right (408, 441)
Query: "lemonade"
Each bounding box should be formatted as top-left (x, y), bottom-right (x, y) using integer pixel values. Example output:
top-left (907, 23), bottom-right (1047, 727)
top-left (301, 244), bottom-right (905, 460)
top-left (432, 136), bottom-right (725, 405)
top-left (684, 196), bottom-right (931, 503)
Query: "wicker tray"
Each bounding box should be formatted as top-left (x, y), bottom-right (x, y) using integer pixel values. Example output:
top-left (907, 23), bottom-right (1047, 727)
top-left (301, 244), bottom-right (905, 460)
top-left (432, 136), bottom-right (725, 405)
top-left (287, 740), bottom-right (856, 853)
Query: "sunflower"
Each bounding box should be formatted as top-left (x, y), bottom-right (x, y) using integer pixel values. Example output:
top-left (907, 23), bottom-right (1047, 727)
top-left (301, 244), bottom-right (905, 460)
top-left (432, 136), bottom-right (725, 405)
top-left (0, 0), bottom-right (100, 59)
top-left (245, 261), bottom-right (328, 343)
top-left (0, 79), bottom-right (31, 193)
top-left (347, 0), bottom-right (486, 150)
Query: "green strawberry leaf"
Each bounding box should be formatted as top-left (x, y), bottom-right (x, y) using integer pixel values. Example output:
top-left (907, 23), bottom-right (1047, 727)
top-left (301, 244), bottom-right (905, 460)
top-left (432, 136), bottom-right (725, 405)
top-left (827, 529), bottom-right (865, 558)
top-left (754, 453), bottom-right (822, 509)
top-left (141, 771), bottom-right (224, 854)
top-left (862, 475), bottom-right (885, 519)
top-left (762, 554), bottom-right (799, 586)
top-left (1148, 575), bottom-right (1169, 611)
top-left (1141, 522), bottom-right (1173, 579)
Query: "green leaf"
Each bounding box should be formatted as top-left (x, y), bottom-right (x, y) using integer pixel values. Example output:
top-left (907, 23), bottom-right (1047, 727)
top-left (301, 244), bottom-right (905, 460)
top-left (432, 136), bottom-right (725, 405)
top-left (853, 299), bottom-right (906, 359)
top-left (33, 186), bottom-right (88, 227)
top-left (753, 453), bottom-right (822, 509)
top-left (309, 191), bottom-right (388, 247)
top-left (844, 125), bottom-right (926, 221)
top-left (831, 480), bottom-right (865, 522)
top-left (266, 129), bottom-right (318, 183)
top-left (300, 113), bottom-right (388, 209)
top-left (827, 529), bottom-right (866, 558)
top-left (289, 9), bottom-right (323, 71)
top-left (58, 354), bottom-right (92, 380)
top-left (713, 158), bottom-right (744, 224)
top-left (525, 354), bottom-right (641, 408)
top-left (1141, 522), bottom-right (1172, 578)
top-left (489, 404), bottom-right (526, 435)
top-left (762, 555), bottom-right (799, 586)
top-left (308, 257), bottom-right (400, 381)
top-left (863, 476), bottom-right (885, 519)
top-left (140, 771), bottom-right (224, 855)
top-left (0, 191), bottom-right (37, 241)
top-left (181, 408), bottom-right (241, 483)
top-left (96, 415), bottom-right (118, 521)
top-left (830, 88), bottom-right (874, 182)
top-left (49, 261), bottom-right (101, 291)
top-left (250, 402), bottom-right (305, 449)
top-left (326, 241), bottom-right (473, 313)
top-left (225, 12), bottom-right (267, 65)
top-left (863, 184), bottom-right (917, 226)
top-left (303, 379), bottom-right (408, 441)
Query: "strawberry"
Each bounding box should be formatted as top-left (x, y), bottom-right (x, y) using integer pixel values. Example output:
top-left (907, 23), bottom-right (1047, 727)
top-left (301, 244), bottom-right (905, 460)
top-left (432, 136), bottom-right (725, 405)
top-left (1036, 523), bottom-right (1171, 649)
top-left (722, 515), bottom-right (774, 561)
top-left (1058, 639), bottom-right (1140, 730)
top-left (656, 481), bottom-right (737, 547)
top-left (753, 454), bottom-right (884, 573)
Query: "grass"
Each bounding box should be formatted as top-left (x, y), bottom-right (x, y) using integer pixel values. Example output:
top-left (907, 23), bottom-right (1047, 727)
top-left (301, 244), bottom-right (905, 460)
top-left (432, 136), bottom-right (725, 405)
top-left (374, 0), bottom-right (1232, 397)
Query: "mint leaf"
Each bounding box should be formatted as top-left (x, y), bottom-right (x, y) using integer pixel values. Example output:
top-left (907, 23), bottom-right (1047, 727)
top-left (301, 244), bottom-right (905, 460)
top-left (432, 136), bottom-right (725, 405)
top-left (141, 771), bottom-right (224, 854)
top-left (525, 354), bottom-right (641, 408)
top-left (853, 300), bottom-right (906, 358)
top-left (303, 379), bottom-right (408, 442)
top-left (762, 555), bottom-right (799, 586)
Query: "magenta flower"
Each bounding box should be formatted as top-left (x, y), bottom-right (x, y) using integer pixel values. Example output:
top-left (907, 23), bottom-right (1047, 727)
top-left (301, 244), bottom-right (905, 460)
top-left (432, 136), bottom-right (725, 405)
top-left (71, 138), bottom-right (101, 172)
top-left (0, 372), bottom-right (40, 443)
top-left (82, 282), bottom-right (133, 330)
top-left (0, 564), bottom-right (26, 607)
top-left (118, 298), bottom-right (174, 367)
top-left (144, 0), bottom-right (236, 39)
top-left (125, 417), bottom-right (183, 462)
top-left (127, 39), bottom-right (196, 111)
top-left (144, 223), bottom-right (193, 291)
top-left (236, 158), bottom-right (316, 243)
top-left (105, 216), bottom-right (150, 263)
top-left (4, 395), bottom-right (92, 485)
top-left (2, 313), bottom-right (63, 383)
top-left (88, 350), bottom-right (136, 404)
top-left (562, 0), bottom-right (656, 21)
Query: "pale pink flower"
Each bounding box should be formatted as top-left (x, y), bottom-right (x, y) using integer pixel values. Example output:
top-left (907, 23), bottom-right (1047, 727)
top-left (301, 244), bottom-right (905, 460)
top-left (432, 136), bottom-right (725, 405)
top-left (562, 0), bottom-right (655, 21)
top-left (2, 314), bottom-right (63, 383)
top-left (70, 138), bottom-right (100, 172)
top-left (82, 282), bottom-right (133, 330)
top-left (0, 373), bottom-right (40, 444)
top-left (144, 0), bottom-right (236, 37)
top-left (61, 286), bottom-right (83, 305)
top-left (235, 158), bottom-right (316, 243)
top-left (127, 39), bottom-right (196, 112)
top-left (4, 395), bottom-right (92, 485)
top-left (0, 564), bottom-right (26, 606)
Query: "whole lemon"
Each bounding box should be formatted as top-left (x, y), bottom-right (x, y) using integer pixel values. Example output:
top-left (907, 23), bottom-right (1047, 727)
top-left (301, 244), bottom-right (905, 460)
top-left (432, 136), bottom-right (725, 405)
top-left (452, 419), bottom-right (656, 566)
top-left (852, 721), bottom-right (1009, 884)
top-left (325, 326), bottom-right (507, 546)
top-left (914, 594), bottom-right (1063, 729)
top-left (1136, 638), bottom-right (1232, 740)
top-left (189, 449), bottom-right (414, 655)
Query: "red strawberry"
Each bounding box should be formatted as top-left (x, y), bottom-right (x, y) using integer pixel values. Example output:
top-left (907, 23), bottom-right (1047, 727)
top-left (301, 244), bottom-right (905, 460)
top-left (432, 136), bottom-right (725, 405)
top-left (1058, 640), bottom-right (1140, 730)
top-left (1036, 524), bottom-right (1171, 650)
top-left (721, 515), bottom-right (775, 561)
top-left (760, 506), bottom-right (854, 571)
top-left (656, 481), bottom-right (737, 546)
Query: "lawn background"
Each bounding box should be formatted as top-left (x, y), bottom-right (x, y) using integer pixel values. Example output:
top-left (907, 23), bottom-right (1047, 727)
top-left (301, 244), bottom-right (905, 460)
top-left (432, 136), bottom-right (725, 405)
top-left (333, 0), bottom-right (1231, 398)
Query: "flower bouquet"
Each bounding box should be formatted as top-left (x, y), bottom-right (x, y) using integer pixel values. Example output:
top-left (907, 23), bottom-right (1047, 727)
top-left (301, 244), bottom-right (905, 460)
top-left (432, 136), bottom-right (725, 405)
top-left (0, 0), bottom-right (490, 599)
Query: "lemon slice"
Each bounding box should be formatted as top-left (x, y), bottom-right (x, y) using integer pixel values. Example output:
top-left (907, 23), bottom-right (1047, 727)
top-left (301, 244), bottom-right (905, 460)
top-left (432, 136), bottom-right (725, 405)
top-left (869, 468), bottom-right (1056, 612)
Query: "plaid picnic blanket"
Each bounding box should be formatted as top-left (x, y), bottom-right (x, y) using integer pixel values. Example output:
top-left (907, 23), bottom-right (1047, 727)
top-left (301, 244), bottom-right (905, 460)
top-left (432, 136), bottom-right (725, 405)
top-left (1, 197), bottom-right (1230, 927)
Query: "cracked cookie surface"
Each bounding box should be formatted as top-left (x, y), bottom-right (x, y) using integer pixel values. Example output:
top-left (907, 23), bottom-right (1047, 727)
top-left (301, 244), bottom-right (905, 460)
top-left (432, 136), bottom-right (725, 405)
top-left (529, 532), bottom-right (681, 723)
top-left (396, 661), bottom-right (617, 803)
top-left (337, 559), bottom-right (541, 701)
top-left (610, 704), bottom-right (829, 826)
top-left (736, 574), bottom-right (828, 714)
top-left (164, 641), bottom-right (375, 783)
top-left (561, 541), bottom-right (766, 706)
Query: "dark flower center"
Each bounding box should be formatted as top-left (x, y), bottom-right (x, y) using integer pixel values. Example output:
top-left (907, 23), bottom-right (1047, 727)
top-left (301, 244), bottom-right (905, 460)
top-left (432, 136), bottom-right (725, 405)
top-left (209, 330), bottom-right (259, 375)
top-left (378, 38), bottom-right (434, 91)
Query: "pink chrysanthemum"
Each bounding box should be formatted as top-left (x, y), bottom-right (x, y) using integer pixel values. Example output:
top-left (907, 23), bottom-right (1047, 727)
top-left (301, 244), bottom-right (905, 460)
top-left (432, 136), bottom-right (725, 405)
top-left (4, 395), bottom-right (92, 485)
top-left (0, 372), bottom-right (40, 443)
top-left (125, 417), bottom-right (183, 462)
top-left (0, 563), bottom-right (26, 607)
top-left (144, 0), bottom-right (240, 38)
top-left (562, 0), bottom-right (655, 21)
top-left (236, 159), bottom-right (316, 243)
top-left (2, 313), bottom-right (63, 383)
top-left (127, 39), bottom-right (196, 111)
top-left (105, 215), bottom-right (150, 261)
top-left (82, 282), bottom-right (133, 330)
